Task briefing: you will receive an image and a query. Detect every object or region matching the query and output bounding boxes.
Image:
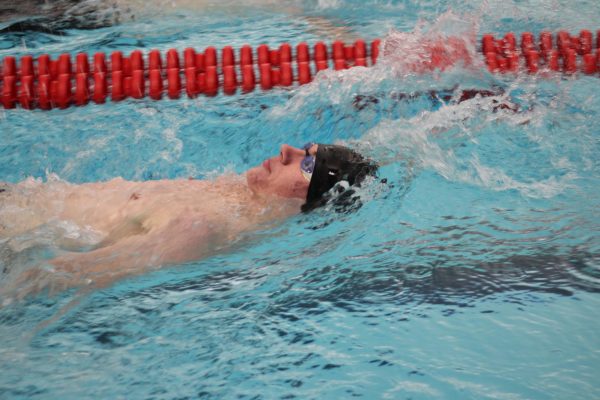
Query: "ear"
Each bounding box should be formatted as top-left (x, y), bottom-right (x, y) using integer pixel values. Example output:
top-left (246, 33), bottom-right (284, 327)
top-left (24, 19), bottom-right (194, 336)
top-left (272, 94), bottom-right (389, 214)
top-left (291, 179), bottom-right (310, 199)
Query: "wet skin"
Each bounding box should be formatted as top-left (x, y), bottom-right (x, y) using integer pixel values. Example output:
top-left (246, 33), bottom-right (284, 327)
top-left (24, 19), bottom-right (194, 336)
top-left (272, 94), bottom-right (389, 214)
top-left (246, 143), bottom-right (318, 199)
top-left (0, 144), bottom-right (318, 298)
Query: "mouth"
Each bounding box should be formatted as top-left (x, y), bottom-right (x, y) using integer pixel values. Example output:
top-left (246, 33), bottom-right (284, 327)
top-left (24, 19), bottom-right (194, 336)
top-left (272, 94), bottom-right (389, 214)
top-left (262, 159), bottom-right (271, 173)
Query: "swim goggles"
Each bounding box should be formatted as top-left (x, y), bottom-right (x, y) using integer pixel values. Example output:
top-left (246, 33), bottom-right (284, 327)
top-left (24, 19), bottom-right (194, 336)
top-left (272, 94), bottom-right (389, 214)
top-left (300, 142), bottom-right (316, 182)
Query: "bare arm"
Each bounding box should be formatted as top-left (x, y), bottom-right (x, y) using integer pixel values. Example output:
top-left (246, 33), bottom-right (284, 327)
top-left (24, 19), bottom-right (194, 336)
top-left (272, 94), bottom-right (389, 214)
top-left (51, 212), bottom-right (226, 286)
top-left (0, 213), bottom-right (227, 301)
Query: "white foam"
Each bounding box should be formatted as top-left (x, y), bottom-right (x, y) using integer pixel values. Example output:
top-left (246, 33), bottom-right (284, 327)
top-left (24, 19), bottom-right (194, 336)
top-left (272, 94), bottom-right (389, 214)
top-left (352, 93), bottom-right (576, 198)
top-left (6, 219), bottom-right (104, 253)
top-left (159, 127), bottom-right (184, 162)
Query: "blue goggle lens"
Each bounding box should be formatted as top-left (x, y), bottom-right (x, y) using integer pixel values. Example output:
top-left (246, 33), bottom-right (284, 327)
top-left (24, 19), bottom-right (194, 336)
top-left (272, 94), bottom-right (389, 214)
top-left (300, 142), bottom-right (316, 181)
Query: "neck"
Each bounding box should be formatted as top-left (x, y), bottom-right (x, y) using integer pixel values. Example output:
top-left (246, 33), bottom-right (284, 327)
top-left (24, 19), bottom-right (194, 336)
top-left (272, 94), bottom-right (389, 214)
top-left (210, 174), bottom-right (304, 224)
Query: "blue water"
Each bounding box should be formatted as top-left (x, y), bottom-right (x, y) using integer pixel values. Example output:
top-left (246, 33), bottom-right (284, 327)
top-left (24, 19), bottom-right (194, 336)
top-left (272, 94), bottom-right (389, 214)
top-left (1, 1), bottom-right (600, 399)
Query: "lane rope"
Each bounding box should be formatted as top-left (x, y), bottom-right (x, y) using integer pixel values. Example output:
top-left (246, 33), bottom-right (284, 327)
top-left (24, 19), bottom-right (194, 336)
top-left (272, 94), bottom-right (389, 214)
top-left (1, 30), bottom-right (599, 110)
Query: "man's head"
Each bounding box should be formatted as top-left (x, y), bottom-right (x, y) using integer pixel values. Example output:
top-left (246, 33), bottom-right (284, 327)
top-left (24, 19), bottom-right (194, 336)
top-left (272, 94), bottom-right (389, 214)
top-left (246, 143), bottom-right (378, 210)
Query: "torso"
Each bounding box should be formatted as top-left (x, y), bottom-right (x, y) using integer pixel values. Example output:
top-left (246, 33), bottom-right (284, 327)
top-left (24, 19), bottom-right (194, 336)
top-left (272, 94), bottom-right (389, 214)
top-left (0, 176), bottom-right (302, 246)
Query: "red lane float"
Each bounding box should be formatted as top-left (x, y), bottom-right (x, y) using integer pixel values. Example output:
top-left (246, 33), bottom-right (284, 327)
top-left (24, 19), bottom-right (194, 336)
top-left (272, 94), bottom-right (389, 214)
top-left (0, 38), bottom-right (377, 110)
top-left (2, 31), bottom-right (600, 110)
top-left (483, 29), bottom-right (600, 75)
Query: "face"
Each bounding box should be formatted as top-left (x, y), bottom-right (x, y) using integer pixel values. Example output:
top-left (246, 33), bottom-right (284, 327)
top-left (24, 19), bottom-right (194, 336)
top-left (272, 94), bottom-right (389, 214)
top-left (246, 144), bottom-right (318, 199)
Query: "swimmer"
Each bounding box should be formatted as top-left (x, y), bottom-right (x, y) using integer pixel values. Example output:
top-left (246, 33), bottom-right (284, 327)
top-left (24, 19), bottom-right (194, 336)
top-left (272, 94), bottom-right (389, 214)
top-left (0, 143), bottom-right (377, 297)
top-left (1, 0), bottom-right (356, 41)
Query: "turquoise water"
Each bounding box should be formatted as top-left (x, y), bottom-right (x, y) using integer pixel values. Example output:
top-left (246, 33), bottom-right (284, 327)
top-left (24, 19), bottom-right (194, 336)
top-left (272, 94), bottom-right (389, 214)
top-left (1, 1), bottom-right (600, 399)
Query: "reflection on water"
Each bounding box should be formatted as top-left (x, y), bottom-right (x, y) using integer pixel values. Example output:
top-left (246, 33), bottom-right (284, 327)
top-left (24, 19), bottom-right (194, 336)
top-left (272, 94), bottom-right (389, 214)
top-left (0, 0), bottom-right (122, 33)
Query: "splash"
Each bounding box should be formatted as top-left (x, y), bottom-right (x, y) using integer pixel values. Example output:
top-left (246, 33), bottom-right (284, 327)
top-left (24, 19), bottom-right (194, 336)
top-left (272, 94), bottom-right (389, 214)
top-left (380, 11), bottom-right (482, 77)
top-left (265, 10), bottom-right (590, 200)
top-left (268, 10), bottom-right (490, 124)
top-left (354, 93), bottom-right (577, 199)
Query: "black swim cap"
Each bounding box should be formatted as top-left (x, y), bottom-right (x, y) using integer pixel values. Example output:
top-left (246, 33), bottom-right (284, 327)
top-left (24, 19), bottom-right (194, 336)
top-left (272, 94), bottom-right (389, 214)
top-left (303, 144), bottom-right (378, 211)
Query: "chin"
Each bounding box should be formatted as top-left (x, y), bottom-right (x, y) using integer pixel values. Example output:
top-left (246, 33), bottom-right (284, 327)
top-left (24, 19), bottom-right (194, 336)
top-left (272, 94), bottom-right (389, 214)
top-left (245, 169), bottom-right (256, 186)
top-left (245, 167), bottom-right (264, 192)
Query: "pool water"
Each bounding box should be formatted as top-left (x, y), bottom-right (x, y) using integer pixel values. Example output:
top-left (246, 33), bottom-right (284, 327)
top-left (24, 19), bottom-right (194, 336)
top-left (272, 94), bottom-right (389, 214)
top-left (1, 1), bottom-right (599, 399)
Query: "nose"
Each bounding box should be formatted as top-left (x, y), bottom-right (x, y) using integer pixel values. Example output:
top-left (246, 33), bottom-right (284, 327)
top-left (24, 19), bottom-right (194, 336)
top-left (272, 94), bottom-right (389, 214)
top-left (279, 144), bottom-right (303, 165)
